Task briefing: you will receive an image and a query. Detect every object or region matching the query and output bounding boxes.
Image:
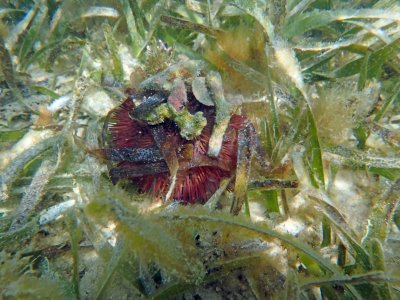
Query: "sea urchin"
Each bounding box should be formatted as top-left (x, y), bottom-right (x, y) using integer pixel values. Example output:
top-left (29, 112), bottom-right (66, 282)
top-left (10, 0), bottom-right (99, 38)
top-left (101, 92), bottom-right (247, 204)
top-left (96, 60), bottom-right (258, 205)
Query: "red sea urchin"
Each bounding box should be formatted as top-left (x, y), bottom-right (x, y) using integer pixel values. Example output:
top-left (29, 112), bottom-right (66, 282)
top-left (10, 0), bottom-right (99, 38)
top-left (101, 90), bottom-right (247, 204)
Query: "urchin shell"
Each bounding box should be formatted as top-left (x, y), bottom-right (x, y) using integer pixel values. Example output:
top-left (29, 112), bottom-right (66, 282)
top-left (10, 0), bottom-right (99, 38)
top-left (105, 93), bottom-right (245, 204)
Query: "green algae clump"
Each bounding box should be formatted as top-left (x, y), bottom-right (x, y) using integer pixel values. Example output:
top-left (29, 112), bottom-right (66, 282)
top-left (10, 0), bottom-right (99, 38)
top-left (144, 103), bottom-right (207, 140)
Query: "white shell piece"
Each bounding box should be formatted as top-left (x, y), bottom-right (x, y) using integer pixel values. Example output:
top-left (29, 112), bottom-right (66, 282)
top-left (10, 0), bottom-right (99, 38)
top-left (38, 200), bottom-right (76, 225)
top-left (81, 6), bottom-right (119, 19)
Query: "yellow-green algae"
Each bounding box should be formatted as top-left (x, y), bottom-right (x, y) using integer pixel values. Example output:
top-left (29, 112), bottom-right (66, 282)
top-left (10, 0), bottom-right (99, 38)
top-left (143, 103), bottom-right (207, 140)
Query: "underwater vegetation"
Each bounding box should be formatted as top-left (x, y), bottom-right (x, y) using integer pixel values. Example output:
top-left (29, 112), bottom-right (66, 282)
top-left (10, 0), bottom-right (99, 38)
top-left (1, 0), bottom-right (400, 299)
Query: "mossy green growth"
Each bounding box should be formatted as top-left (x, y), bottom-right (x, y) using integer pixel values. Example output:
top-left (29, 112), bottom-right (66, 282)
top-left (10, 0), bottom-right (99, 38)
top-left (144, 103), bottom-right (207, 140)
